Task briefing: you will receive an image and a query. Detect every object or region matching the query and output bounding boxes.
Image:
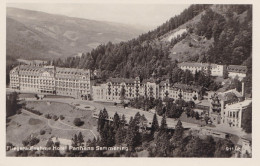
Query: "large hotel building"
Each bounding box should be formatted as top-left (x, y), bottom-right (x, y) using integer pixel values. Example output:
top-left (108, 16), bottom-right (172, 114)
top-left (92, 77), bottom-right (202, 103)
top-left (9, 65), bottom-right (91, 99)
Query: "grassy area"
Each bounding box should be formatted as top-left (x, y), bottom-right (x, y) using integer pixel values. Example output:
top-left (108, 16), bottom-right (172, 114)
top-left (19, 93), bottom-right (36, 98)
top-left (45, 95), bottom-right (75, 99)
top-left (6, 100), bottom-right (98, 149)
top-left (6, 112), bottom-right (49, 146)
top-left (25, 101), bottom-right (82, 117)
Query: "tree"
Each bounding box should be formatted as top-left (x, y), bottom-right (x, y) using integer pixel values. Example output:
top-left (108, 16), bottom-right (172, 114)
top-left (156, 99), bottom-right (164, 116)
top-left (121, 114), bottom-right (127, 127)
top-left (97, 108), bottom-right (108, 132)
top-left (100, 122), bottom-right (110, 146)
top-left (159, 114), bottom-right (167, 133)
top-left (113, 112), bottom-right (120, 131)
top-left (120, 85), bottom-right (126, 103)
top-left (115, 126), bottom-right (126, 145)
top-left (151, 114), bottom-right (159, 137)
top-left (73, 118), bottom-right (84, 126)
top-left (6, 92), bottom-right (20, 118)
top-left (154, 131), bottom-right (171, 157)
top-left (107, 126), bottom-right (115, 146)
top-left (202, 136), bottom-right (216, 157)
top-left (78, 132), bottom-right (84, 146)
top-left (195, 112), bottom-right (200, 120)
top-left (241, 103), bottom-right (252, 133)
top-left (125, 116), bottom-right (138, 151)
top-left (72, 134), bottom-right (78, 147)
top-left (183, 136), bottom-right (204, 157)
top-left (173, 120), bottom-right (184, 147)
top-left (44, 138), bottom-right (61, 157)
top-left (215, 139), bottom-right (234, 157)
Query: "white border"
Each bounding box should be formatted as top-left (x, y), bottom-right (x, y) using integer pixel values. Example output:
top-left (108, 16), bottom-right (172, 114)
top-left (1, 0), bottom-right (259, 166)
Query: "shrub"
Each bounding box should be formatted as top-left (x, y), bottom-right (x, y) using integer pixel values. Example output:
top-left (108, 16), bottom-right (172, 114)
top-left (40, 130), bottom-right (46, 135)
top-left (22, 140), bottom-right (29, 146)
top-left (73, 118), bottom-right (84, 126)
top-left (60, 115), bottom-right (65, 120)
top-left (26, 108), bottom-right (42, 116)
top-left (45, 114), bottom-right (52, 119)
top-left (29, 137), bottom-right (40, 146)
top-left (52, 115), bottom-right (59, 121)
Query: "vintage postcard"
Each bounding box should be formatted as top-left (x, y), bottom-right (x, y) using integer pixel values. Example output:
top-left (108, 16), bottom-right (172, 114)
top-left (1, 0), bottom-right (259, 165)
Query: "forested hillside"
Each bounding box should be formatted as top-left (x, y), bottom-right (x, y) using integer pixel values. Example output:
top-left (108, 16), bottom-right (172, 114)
top-left (56, 5), bottom-right (252, 88)
top-left (54, 4), bottom-right (211, 79)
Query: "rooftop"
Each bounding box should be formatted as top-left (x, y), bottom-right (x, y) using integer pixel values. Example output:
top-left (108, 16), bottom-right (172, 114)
top-left (196, 100), bottom-right (211, 107)
top-left (108, 77), bottom-right (136, 84)
top-left (226, 100), bottom-right (252, 109)
top-left (227, 65), bottom-right (247, 74)
top-left (173, 83), bottom-right (202, 92)
top-left (178, 62), bottom-right (218, 68)
top-left (218, 89), bottom-right (243, 101)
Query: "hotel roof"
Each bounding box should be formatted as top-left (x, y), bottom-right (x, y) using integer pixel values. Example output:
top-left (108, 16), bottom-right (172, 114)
top-left (227, 65), bottom-right (247, 74)
top-left (108, 77), bottom-right (136, 84)
top-left (178, 62), bottom-right (218, 68)
top-left (226, 100), bottom-right (252, 109)
top-left (218, 89), bottom-right (243, 101)
top-left (172, 83), bottom-right (202, 92)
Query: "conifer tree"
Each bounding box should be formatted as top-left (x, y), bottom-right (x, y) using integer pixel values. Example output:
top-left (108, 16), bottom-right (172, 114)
top-left (113, 112), bottom-right (120, 131)
top-left (159, 114), bottom-right (167, 133)
top-left (151, 114), bottom-right (159, 136)
top-left (78, 132), bottom-right (84, 146)
top-left (72, 134), bottom-right (78, 147)
top-left (172, 120), bottom-right (184, 148)
top-left (115, 127), bottom-right (125, 145)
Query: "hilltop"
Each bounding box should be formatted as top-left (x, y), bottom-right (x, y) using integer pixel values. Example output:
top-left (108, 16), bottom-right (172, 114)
top-left (6, 7), bottom-right (144, 60)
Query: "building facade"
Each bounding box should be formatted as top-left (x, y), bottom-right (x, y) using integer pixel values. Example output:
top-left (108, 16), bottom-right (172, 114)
top-left (9, 65), bottom-right (91, 99)
top-left (92, 77), bottom-right (202, 103)
top-left (178, 62), bottom-right (224, 77)
top-left (178, 62), bottom-right (248, 80)
top-left (209, 88), bottom-right (251, 128)
top-left (227, 65), bottom-right (247, 80)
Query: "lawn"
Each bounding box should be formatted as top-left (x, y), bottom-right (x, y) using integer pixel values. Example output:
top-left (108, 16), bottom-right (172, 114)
top-left (25, 101), bottom-right (88, 118)
top-left (6, 112), bottom-right (50, 146)
top-left (25, 101), bottom-right (97, 129)
top-left (6, 100), bottom-right (98, 151)
top-left (19, 93), bottom-right (36, 98)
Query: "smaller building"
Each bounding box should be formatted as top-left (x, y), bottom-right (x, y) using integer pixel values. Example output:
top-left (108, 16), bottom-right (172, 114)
top-left (178, 62), bottom-right (224, 77)
top-left (227, 65), bottom-right (247, 80)
top-left (224, 100), bottom-right (252, 128)
top-left (209, 88), bottom-right (244, 124)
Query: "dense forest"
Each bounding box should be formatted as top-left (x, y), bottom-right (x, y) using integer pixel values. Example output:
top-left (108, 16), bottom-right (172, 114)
top-left (15, 108), bottom-right (238, 157)
top-left (52, 5), bottom-right (211, 80)
top-left (51, 5), bottom-right (252, 96)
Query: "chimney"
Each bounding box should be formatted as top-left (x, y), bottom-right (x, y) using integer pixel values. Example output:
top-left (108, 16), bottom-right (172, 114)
top-left (241, 82), bottom-right (245, 97)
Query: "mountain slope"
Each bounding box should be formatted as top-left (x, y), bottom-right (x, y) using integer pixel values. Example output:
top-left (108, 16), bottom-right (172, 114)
top-left (57, 5), bottom-right (251, 79)
top-left (6, 7), bottom-right (144, 60)
top-left (150, 4), bottom-right (251, 63)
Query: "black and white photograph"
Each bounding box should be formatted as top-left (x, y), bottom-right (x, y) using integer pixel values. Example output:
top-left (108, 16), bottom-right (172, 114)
top-left (3, 0), bottom-right (255, 159)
